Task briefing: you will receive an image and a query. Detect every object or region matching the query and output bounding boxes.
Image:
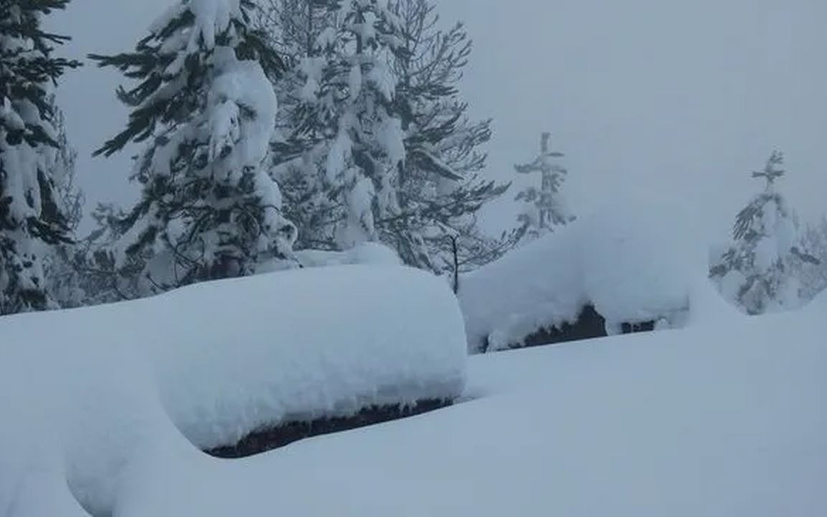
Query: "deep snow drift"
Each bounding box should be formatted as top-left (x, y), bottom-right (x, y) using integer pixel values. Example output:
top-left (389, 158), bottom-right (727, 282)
top-left (0, 265), bottom-right (466, 516)
top-left (1, 271), bottom-right (825, 516)
top-left (119, 286), bottom-right (827, 517)
top-left (459, 202), bottom-right (696, 351)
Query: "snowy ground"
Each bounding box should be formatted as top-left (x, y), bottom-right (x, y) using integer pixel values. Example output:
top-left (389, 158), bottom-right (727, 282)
top-left (118, 291), bottom-right (827, 516)
top-left (1, 272), bottom-right (824, 516)
top-left (0, 265), bottom-right (467, 516)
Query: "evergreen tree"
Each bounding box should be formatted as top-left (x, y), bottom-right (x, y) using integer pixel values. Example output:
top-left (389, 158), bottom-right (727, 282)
top-left (789, 216), bottom-right (827, 302)
top-left (42, 103), bottom-right (87, 308)
top-left (318, 0), bottom-right (408, 249)
top-left (70, 203), bottom-right (136, 305)
top-left (90, 0), bottom-right (297, 296)
top-left (269, 0), bottom-right (408, 251)
top-left (255, 0), bottom-right (337, 58)
top-left (263, 0), bottom-right (513, 274)
top-left (513, 132), bottom-right (574, 241)
top-left (384, 0), bottom-right (512, 273)
top-left (0, 0), bottom-right (80, 314)
top-left (253, 0), bottom-right (340, 252)
top-left (49, 104), bottom-right (83, 231)
top-left (710, 151), bottom-right (802, 314)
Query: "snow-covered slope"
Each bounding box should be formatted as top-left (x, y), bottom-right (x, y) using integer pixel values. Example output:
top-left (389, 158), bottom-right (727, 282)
top-left (1, 263), bottom-right (824, 516)
top-left (460, 202), bottom-right (695, 351)
top-left (0, 265), bottom-right (466, 516)
top-left (121, 291), bottom-right (827, 517)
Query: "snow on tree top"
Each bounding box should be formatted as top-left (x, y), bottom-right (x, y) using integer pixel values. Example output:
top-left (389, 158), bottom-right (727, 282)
top-left (150, 0), bottom-right (243, 50)
top-left (751, 150), bottom-right (785, 189)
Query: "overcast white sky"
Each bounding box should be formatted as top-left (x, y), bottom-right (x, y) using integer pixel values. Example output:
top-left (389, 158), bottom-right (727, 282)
top-left (53, 0), bottom-right (826, 244)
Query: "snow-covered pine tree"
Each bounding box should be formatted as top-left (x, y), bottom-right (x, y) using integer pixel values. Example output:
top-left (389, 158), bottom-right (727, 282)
top-left (262, 0), bottom-right (513, 274)
top-left (0, 0), bottom-right (80, 315)
top-left (789, 216), bottom-right (827, 302)
top-left (90, 0), bottom-right (297, 295)
top-left (72, 203), bottom-right (136, 304)
top-left (514, 132), bottom-right (574, 241)
top-left (48, 105), bottom-right (83, 232)
top-left (255, 0), bottom-right (337, 58)
top-left (327, 0), bottom-right (409, 249)
top-left (41, 103), bottom-right (87, 308)
top-left (709, 151), bottom-right (802, 314)
top-left (257, 0), bottom-right (351, 252)
top-left (268, 0), bottom-right (408, 251)
top-left (383, 0), bottom-right (513, 274)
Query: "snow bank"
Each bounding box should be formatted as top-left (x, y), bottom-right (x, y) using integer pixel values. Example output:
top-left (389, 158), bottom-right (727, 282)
top-left (0, 265), bottom-right (466, 515)
top-left (0, 309), bottom-right (177, 516)
top-left (460, 201), bottom-right (696, 351)
top-left (686, 273), bottom-right (748, 327)
top-left (2, 261), bottom-right (825, 516)
top-left (459, 222), bottom-right (586, 351)
top-left (141, 265), bottom-right (466, 450)
top-left (111, 280), bottom-right (827, 517)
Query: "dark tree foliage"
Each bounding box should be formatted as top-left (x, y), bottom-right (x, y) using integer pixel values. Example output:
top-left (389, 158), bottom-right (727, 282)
top-left (385, 0), bottom-right (513, 274)
top-left (0, 0), bottom-right (80, 314)
top-left (88, 0), bottom-right (296, 296)
top-left (261, 0), bottom-right (515, 276)
top-left (90, 0), bottom-right (285, 157)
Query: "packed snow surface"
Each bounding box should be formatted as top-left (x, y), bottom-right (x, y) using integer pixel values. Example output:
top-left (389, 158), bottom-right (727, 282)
top-left (0, 265), bottom-right (466, 516)
top-left (459, 201), bottom-right (696, 351)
